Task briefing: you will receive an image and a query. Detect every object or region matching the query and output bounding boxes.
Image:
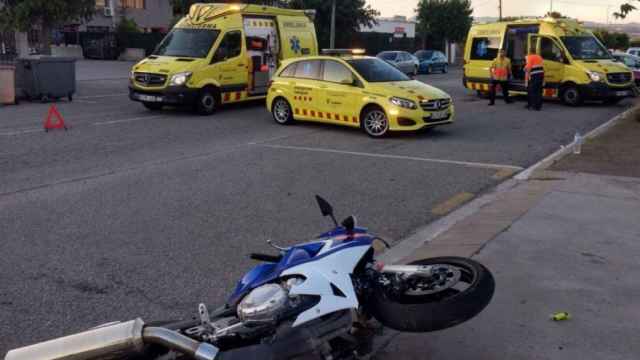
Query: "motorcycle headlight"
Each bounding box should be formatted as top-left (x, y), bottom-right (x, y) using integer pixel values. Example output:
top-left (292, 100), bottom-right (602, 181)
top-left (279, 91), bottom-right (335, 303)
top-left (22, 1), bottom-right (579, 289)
top-left (389, 96), bottom-right (417, 110)
top-left (169, 72), bottom-right (192, 86)
top-left (588, 71), bottom-right (604, 82)
top-left (237, 283), bottom-right (288, 322)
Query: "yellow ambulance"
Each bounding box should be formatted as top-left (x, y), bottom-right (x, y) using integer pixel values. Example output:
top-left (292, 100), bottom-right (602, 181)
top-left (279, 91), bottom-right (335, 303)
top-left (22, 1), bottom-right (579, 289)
top-left (464, 18), bottom-right (635, 105)
top-left (129, 3), bottom-right (318, 114)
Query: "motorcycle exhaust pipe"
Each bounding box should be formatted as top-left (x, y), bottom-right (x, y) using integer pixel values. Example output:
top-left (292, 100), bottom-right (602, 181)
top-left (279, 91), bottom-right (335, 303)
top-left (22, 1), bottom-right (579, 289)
top-left (4, 319), bottom-right (219, 360)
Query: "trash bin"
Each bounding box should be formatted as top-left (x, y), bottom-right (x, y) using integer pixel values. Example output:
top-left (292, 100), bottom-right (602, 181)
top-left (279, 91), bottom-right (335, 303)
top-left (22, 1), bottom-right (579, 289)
top-left (16, 56), bottom-right (76, 102)
top-left (0, 65), bottom-right (16, 105)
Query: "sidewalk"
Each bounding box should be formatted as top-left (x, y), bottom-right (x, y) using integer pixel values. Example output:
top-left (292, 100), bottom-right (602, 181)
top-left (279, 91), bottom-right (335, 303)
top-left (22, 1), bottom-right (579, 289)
top-left (373, 109), bottom-right (640, 359)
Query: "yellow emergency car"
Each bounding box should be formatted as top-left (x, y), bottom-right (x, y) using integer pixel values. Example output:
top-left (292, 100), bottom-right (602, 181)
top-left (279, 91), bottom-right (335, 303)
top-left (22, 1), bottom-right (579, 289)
top-left (464, 17), bottom-right (635, 105)
top-left (129, 3), bottom-right (317, 114)
top-left (266, 50), bottom-right (454, 137)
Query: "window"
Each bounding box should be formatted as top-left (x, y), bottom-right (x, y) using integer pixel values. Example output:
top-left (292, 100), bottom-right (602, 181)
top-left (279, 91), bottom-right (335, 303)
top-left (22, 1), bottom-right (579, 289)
top-left (154, 28), bottom-right (220, 58)
top-left (293, 60), bottom-right (322, 79)
top-left (415, 50), bottom-right (433, 60)
top-left (121, 0), bottom-right (145, 9)
top-left (279, 63), bottom-right (297, 77)
top-left (540, 37), bottom-right (564, 62)
top-left (346, 58), bottom-right (410, 83)
top-left (95, 0), bottom-right (106, 7)
top-left (323, 60), bottom-right (354, 84)
top-left (470, 37), bottom-right (500, 60)
top-left (213, 31), bottom-right (242, 62)
top-left (378, 52), bottom-right (397, 61)
top-left (561, 36), bottom-right (610, 60)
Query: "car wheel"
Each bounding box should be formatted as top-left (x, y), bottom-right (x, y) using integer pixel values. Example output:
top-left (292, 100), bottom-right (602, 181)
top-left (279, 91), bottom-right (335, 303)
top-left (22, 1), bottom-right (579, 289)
top-left (561, 85), bottom-right (582, 106)
top-left (196, 88), bottom-right (218, 115)
top-left (426, 65), bottom-right (432, 74)
top-left (361, 106), bottom-right (389, 138)
top-left (272, 97), bottom-right (294, 125)
top-left (413, 66), bottom-right (418, 77)
top-left (143, 102), bottom-right (163, 111)
top-left (442, 64), bottom-right (448, 74)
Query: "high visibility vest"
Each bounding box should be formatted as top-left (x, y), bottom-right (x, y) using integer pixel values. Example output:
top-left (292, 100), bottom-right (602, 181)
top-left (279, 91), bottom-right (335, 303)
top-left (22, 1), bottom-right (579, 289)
top-left (491, 57), bottom-right (511, 81)
top-left (526, 54), bottom-right (544, 77)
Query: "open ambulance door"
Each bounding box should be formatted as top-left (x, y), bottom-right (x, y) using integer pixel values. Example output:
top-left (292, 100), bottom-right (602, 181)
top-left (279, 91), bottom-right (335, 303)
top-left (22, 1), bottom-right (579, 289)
top-left (527, 34), bottom-right (565, 91)
top-left (243, 17), bottom-right (279, 96)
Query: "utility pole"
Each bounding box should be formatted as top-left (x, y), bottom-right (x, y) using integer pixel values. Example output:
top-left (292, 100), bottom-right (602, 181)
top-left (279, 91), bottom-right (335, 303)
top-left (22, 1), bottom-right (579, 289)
top-left (498, 0), bottom-right (502, 21)
top-left (550, 0), bottom-right (553, 12)
top-left (330, 0), bottom-right (336, 48)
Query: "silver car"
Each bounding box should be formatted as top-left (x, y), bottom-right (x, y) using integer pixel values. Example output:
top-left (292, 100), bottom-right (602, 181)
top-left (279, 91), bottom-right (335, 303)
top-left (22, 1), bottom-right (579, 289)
top-left (376, 51), bottom-right (419, 76)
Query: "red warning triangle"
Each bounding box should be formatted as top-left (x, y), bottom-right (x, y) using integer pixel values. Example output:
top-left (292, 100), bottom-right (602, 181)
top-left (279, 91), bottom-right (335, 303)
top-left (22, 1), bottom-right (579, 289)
top-left (44, 105), bottom-right (67, 132)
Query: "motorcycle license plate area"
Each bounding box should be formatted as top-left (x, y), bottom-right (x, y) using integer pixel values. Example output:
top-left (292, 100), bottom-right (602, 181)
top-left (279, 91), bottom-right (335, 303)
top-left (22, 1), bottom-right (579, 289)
top-left (431, 110), bottom-right (449, 120)
top-left (135, 93), bottom-right (163, 102)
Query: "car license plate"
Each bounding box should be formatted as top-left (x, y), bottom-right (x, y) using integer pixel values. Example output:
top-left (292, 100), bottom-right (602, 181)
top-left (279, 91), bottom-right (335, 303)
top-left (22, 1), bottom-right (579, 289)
top-left (616, 91), bottom-right (630, 97)
top-left (430, 110), bottom-right (449, 120)
top-left (136, 93), bottom-right (162, 102)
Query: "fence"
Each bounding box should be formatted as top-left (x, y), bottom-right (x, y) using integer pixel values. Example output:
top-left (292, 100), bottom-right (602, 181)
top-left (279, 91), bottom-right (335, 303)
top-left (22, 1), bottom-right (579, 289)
top-left (0, 30), bottom-right (17, 64)
top-left (59, 31), bottom-right (166, 59)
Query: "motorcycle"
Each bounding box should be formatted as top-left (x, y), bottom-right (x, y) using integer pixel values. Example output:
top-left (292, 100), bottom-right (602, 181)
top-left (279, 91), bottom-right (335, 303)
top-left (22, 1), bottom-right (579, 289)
top-left (4, 196), bottom-right (494, 360)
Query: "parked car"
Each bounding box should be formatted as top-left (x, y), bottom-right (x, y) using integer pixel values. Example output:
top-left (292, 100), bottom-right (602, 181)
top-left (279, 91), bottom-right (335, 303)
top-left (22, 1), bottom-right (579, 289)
top-left (612, 52), bottom-right (640, 86)
top-left (376, 51), bottom-right (419, 76)
top-left (626, 47), bottom-right (640, 57)
top-left (415, 50), bottom-right (449, 74)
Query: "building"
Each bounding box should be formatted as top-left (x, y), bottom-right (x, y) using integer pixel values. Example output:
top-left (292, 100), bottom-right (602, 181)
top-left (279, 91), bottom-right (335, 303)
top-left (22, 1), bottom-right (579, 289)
top-left (360, 15), bottom-right (416, 39)
top-left (80, 0), bottom-right (173, 32)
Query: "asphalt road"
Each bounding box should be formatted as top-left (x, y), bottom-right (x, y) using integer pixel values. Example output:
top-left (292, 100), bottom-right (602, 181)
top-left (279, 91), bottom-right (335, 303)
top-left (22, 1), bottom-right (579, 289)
top-left (0, 60), bottom-right (632, 352)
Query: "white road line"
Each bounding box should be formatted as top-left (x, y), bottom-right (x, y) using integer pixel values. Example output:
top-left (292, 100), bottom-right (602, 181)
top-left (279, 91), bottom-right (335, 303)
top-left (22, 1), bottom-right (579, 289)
top-left (252, 143), bottom-right (524, 171)
top-left (0, 128), bottom-right (43, 136)
top-left (93, 115), bottom-right (164, 126)
top-left (76, 93), bottom-right (129, 99)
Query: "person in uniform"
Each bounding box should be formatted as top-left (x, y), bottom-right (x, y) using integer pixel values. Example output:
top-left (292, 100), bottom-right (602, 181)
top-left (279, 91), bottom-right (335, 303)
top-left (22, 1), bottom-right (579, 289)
top-left (488, 49), bottom-right (512, 106)
top-left (525, 48), bottom-right (545, 111)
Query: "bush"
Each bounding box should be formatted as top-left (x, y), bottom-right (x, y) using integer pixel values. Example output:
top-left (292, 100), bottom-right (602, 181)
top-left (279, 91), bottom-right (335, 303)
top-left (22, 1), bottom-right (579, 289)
top-left (117, 18), bottom-right (141, 34)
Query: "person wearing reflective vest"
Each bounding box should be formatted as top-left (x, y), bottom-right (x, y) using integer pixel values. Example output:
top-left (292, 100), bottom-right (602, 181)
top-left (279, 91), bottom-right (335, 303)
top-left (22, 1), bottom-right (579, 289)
top-left (525, 49), bottom-right (545, 111)
top-left (488, 49), bottom-right (513, 106)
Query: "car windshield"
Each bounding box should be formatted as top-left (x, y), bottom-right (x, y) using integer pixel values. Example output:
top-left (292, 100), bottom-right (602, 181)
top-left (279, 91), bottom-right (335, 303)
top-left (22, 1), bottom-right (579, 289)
top-left (415, 50), bottom-right (433, 60)
top-left (346, 58), bottom-right (410, 82)
top-left (154, 28), bottom-right (220, 58)
top-left (378, 52), bottom-right (398, 61)
top-left (561, 36), bottom-right (611, 60)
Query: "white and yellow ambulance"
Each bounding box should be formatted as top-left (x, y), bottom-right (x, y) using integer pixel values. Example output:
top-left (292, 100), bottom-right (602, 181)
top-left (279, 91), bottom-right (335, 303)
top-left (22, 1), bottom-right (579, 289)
top-left (464, 18), bottom-right (635, 105)
top-left (129, 3), bottom-right (318, 114)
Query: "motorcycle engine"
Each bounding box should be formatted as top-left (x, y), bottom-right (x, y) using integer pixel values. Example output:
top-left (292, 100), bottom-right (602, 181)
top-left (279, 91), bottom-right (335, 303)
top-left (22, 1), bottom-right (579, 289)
top-left (237, 283), bottom-right (290, 323)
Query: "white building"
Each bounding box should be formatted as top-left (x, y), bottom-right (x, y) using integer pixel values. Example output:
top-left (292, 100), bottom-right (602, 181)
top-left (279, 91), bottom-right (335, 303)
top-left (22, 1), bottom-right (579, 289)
top-left (360, 15), bottom-right (416, 38)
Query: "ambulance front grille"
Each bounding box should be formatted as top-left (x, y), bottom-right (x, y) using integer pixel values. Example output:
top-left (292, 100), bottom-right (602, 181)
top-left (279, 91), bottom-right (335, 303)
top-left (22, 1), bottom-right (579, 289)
top-left (607, 72), bottom-right (632, 85)
top-left (134, 72), bottom-right (167, 87)
top-left (420, 98), bottom-right (451, 111)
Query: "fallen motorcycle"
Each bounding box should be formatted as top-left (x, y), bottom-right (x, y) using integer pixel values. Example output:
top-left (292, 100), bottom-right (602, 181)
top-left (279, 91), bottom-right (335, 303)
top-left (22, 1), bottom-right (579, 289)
top-left (4, 196), bottom-right (494, 360)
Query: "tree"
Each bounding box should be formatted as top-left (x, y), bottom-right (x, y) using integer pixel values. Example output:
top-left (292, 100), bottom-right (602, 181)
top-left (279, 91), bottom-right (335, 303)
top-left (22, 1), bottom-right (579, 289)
top-left (614, 3), bottom-right (637, 19)
top-left (593, 28), bottom-right (630, 50)
top-left (0, 0), bottom-right (95, 53)
top-left (545, 11), bottom-right (566, 19)
top-left (416, 0), bottom-right (473, 49)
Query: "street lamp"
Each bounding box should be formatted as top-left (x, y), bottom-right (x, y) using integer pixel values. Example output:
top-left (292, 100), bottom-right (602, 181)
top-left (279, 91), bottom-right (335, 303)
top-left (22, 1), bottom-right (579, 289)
top-left (330, 0), bottom-right (336, 48)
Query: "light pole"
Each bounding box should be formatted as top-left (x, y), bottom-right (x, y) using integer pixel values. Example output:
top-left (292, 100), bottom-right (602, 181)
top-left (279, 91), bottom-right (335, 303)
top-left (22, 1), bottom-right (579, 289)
top-left (330, 0), bottom-right (336, 48)
top-left (498, 0), bottom-right (502, 21)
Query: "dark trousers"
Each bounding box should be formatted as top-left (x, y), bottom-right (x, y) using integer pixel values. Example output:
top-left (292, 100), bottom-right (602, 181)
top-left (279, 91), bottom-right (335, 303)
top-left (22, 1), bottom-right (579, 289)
top-left (489, 80), bottom-right (510, 104)
top-left (527, 73), bottom-right (544, 110)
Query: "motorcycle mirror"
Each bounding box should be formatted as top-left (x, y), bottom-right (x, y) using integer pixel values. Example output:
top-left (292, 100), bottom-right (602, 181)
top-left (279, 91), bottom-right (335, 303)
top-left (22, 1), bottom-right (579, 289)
top-left (341, 215), bottom-right (356, 232)
top-left (315, 195), bottom-right (338, 226)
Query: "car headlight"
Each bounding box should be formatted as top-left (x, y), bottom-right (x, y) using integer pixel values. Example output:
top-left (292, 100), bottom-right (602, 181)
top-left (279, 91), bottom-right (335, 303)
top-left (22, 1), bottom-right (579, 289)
top-left (389, 96), bottom-right (417, 110)
top-left (587, 71), bottom-right (604, 82)
top-left (169, 72), bottom-right (192, 86)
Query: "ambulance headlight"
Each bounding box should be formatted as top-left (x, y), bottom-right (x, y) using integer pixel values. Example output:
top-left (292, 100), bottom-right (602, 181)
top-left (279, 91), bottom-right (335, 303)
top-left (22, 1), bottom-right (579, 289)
top-left (587, 71), bottom-right (604, 82)
top-left (169, 72), bottom-right (192, 86)
top-left (389, 96), bottom-right (417, 110)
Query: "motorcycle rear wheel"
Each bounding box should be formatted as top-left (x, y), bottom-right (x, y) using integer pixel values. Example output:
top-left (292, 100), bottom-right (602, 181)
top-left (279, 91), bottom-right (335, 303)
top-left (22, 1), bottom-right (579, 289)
top-left (369, 256), bottom-right (494, 332)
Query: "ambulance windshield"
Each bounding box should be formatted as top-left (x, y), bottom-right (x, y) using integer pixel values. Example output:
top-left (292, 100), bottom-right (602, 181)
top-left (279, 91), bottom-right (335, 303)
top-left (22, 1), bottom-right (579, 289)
top-left (154, 28), bottom-right (220, 58)
top-left (347, 58), bottom-right (410, 83)
top-left (561, 36), bottom-right (611, 60)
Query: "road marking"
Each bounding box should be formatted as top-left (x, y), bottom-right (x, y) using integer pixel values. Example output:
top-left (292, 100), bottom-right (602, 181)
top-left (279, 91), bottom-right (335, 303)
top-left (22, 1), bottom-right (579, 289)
top-left (93, 115), bottom-right (163, 126)
top-left (76, 93), bottom-right (129, 99)
top-left (432, 192), bottom-right (475, 216)
top-left (252, 143), bottom-right (524, 171)
top-left (0, 128), bottom-right (43, 136)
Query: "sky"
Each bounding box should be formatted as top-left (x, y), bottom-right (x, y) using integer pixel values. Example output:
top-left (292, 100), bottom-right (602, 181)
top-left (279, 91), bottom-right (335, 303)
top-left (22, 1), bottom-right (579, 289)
top-left (367, 0), bottom-right (640, 24)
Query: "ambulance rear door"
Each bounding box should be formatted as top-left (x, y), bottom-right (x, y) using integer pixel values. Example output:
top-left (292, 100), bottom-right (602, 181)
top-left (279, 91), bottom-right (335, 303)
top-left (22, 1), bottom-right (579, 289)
top-left (243, 16), bottom-right (279, 95)
top-left (276, 15), bottom-right (318, 61)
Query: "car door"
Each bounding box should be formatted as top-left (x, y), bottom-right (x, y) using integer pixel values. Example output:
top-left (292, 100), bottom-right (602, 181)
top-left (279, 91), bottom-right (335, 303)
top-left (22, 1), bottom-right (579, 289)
top-left (400, 52), bottom-right (412, 74)
top-left (316, 59), bottom-right (361, 126)
top-left (288, 59), bottom-right (322, 120)
top-left (531, 35), bottom-right (565, 88)
top-left (210, 30), bottom-right (249, 102)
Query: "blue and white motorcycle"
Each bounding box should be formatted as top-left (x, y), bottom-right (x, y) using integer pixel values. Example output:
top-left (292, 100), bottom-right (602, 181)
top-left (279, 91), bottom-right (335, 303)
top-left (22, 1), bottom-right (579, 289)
top-left (5, 196), bottom-right (494, 360)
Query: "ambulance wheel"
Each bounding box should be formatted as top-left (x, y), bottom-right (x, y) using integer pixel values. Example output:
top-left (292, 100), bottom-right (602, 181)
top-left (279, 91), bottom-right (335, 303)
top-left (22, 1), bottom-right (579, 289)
top-left (272, 97), bottom-right (294, 125)
top-left (143, 102), bottom-right (163, 111)
top-left (196, 87), bottom-right (218, 115)
top-left (561, 85), bottom-right (583, 106)
top-left (361, 105), bottom-right (389, 138)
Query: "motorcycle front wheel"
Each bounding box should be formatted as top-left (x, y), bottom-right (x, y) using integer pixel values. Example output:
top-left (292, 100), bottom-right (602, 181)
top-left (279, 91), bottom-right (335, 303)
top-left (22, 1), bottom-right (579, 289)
top-left (369, 257), bottom-right (495, 332)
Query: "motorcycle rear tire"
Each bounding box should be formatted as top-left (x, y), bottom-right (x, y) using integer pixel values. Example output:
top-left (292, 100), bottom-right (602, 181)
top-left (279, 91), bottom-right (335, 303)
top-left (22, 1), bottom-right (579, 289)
top-left (369, 256), bottom-right (494, 332)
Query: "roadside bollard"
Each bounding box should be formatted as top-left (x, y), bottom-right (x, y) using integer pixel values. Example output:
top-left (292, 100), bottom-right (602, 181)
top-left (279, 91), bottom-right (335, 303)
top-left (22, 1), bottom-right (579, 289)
top-left (573, 132), bottom-right (583, 155)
